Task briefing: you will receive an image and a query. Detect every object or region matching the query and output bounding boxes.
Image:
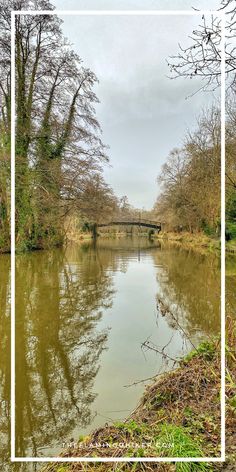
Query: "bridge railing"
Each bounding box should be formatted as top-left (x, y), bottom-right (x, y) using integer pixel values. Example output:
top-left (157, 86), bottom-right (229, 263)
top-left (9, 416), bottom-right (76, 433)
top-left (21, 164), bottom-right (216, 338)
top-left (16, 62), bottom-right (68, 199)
top-left (97, 218), bottom-right (162, 227)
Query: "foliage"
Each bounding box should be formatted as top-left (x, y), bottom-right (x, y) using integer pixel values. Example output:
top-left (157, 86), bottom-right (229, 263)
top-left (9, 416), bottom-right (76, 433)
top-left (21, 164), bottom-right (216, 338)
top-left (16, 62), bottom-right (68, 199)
top-left (182, 341), bottom-right (217, 363)
top-left (226, 222), bottom-right (236, 241)
top-left (226, 183), bottom-right (236, 240)
top-left (115, 420), bottom-right (145, 435)
top-left (201, 221), bottom-right (216, 237)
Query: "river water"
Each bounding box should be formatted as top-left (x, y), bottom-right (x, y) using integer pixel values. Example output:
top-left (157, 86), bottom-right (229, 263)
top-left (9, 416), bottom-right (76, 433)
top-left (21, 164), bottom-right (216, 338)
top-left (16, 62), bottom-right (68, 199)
top-left (0, 237), bottom-right (230, 464)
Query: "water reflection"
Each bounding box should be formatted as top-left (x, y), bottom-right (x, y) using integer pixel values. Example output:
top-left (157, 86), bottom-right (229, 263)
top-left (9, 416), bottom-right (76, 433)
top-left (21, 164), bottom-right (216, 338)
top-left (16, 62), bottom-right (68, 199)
top-left (15, 247), bottom-right (116, 457)
top-left (226, 254), bottom-right (236, 319)
top-left (0, 256), bottom-right (10, 467)
top-left (0, 239), bottom-right (226, 463)
top-left (153, 246), bottom-right (221, 337)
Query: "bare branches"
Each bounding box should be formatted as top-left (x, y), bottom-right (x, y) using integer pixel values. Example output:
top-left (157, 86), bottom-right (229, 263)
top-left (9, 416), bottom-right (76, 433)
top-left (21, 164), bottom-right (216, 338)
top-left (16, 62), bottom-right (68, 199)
top-left (141, 338), bottom-right (178, 364)
top-left (156, 297), bottom-right (197, 351)
top-left (154, 107), bottom-right (221, 233)
top-left (168, 0), bottom-right (236, 91)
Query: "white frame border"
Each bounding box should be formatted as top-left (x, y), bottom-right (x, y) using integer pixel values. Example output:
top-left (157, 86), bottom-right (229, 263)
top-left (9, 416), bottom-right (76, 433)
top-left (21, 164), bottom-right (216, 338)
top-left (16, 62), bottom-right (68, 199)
top-left (11, 9), bottom-right (226, 463)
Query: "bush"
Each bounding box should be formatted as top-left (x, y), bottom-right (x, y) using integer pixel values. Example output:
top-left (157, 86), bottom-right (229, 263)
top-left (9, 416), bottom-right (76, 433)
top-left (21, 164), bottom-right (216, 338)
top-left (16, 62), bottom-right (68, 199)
top-left (226, 221), bottom-right (236, 241)
top-left (201, 220), bottom-right (215, 237)
top-left (81, 221), bottom-right (92, 232)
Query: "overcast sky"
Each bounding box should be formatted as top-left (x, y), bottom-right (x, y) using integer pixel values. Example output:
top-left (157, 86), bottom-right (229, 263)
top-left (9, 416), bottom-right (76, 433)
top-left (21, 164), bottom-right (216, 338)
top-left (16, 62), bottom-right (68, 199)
top-left (54, 0), bottom-right (221, 209)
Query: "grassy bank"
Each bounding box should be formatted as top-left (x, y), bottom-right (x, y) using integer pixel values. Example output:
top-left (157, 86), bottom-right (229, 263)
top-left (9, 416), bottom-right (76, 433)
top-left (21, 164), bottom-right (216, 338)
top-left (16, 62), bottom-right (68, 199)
top-left (40, 315), bottom-right (236, 471)
top-left (155, 232), bottom-right (220, 252)
top-left (65, 227), bottom-right (220, 250)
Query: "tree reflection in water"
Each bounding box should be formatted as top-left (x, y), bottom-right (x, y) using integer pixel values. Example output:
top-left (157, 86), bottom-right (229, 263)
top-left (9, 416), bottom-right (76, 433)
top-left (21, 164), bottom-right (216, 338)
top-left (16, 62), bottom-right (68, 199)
top-left (0, 256), bottom-right (11, 468)
top-left (15, 245), bottom-right (115, 457)
top-left (0, 241), bottom-right (232, 466)
top-left (153, 245), bottom-right (221, 339)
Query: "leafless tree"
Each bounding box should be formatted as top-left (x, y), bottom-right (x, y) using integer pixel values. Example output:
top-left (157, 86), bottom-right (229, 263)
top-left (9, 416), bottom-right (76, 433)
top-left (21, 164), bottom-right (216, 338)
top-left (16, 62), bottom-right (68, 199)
top-left (168, 0), bottom-right (236, 92)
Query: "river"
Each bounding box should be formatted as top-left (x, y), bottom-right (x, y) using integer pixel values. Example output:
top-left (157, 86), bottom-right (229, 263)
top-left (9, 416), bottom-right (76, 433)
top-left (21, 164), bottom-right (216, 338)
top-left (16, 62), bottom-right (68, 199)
top-left (0, 237), bottom-right (231, 465)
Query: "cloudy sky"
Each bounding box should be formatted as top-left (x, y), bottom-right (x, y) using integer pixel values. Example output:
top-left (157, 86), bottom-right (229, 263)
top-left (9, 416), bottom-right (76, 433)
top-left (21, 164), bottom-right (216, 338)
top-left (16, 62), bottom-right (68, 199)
top-left (54, 0), bottom-right (220, 209)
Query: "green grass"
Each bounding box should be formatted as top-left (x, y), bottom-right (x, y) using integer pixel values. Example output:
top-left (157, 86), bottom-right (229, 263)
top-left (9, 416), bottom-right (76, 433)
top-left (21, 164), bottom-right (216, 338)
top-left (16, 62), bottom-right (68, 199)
top-left (114, 419), bottom-right (146, 435)
top-left (182, 341), bottom-right (216, 363)
top-left (156, 424), bottom-right (213, 471)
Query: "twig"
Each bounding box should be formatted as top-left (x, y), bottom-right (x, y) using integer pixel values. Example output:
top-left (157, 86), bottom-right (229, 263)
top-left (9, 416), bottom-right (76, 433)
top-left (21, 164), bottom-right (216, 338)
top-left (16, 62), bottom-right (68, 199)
top-left (156, 297), bottom-right (197, 351)
top-left (124, 371), bottom-right (164, 388)
top-left (141, 339), bottom-right (178, 363)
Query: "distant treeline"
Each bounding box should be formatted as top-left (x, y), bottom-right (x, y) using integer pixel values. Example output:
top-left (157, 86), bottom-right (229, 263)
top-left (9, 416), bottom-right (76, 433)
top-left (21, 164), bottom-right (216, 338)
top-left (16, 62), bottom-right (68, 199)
top-left (154, 108), bottom-right (221, 235)
top-left (154, 0), bottom-right (236, 239)
top-left (154, 104), bottom-right (236, 238)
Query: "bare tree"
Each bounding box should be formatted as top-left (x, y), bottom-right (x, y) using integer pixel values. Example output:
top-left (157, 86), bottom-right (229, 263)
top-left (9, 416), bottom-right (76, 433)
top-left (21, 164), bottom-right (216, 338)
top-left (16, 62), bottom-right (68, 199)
top-left (0, 0), bottom-right (114, 251)
top-left (155, 108), bottom-right (221, 234)
top-left (168, 0), bottom-right (236, 92)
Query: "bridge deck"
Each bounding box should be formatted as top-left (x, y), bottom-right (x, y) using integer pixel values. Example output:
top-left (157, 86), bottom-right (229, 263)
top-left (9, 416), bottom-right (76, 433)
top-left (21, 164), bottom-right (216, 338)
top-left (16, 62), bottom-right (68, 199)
top-left (98, 220), bottom-right (162, 230)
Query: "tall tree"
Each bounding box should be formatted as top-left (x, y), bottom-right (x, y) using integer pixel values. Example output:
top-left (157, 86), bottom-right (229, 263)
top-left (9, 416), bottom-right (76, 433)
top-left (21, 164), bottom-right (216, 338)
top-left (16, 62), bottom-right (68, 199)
top-left (155, 108), bottom-right (221, 234)
top-left (167, 0), bottom-right (236, 239)
top-left (0, 0), bottom-right (113, 251)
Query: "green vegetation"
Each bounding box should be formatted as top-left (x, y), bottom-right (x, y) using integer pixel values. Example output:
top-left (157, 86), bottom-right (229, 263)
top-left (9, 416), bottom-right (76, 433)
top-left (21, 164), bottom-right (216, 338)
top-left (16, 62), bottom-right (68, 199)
top-left (226, 143), bottom-right (236, 243)
top-left (41, 331), bottom-right (232, 471)
top-left (40, 313), bottom-right (236, 470)
top-left (113, 421), bottom-right (208, 463)
top-left (182, 341), bottom-right (217, 363)
top-left (156, 424), bottom-right (208, 464)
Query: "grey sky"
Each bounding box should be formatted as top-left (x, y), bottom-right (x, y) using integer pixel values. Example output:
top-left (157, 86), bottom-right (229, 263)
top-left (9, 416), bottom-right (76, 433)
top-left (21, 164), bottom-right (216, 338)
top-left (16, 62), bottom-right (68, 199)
top-left (54, 0), bottom-right (220, 209)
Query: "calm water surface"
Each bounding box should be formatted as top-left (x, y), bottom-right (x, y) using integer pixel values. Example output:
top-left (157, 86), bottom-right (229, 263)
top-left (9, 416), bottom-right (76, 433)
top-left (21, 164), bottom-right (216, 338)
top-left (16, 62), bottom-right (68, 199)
top-left (0, 237), bottom-right (229, 464)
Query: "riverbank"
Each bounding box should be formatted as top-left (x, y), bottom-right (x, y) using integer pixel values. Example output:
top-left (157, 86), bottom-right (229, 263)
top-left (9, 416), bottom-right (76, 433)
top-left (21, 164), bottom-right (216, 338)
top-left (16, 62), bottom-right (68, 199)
top-left (65, 229), bottom-right (220, 248)
top-left (0, 226), bottom-right (225, 254)
top-left (155, 231), bottom-right (236, 256)
top-left (41, 316), bottom-right (236, 471)
top-left (155, 231), bottom-right (220, 252)
top-left (65, 222), bottom-right (221, 252)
